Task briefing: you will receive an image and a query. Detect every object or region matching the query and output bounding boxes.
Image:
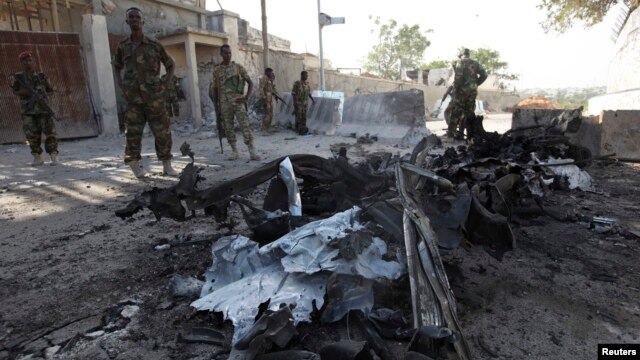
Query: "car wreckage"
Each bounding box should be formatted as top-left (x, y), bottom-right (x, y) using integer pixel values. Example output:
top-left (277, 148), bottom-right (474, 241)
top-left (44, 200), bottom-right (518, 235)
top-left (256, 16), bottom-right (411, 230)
top-left (115, 111), bottom-right (597, 360)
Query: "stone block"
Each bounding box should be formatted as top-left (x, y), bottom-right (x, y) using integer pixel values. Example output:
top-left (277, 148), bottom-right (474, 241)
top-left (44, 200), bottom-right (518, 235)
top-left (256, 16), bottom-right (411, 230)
top-left (600, 110), bottom-right (640, 160)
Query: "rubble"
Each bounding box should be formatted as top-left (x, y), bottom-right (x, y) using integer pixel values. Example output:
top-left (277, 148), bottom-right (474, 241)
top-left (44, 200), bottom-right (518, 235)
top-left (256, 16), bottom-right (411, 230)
top-left (110, 117), bottom-right (605, 359)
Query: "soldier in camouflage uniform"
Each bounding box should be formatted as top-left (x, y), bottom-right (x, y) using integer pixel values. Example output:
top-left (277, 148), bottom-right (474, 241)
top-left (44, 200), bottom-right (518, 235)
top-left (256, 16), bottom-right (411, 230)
top-left (210, 44), bottom-right (259, 161)
top-left (112, 7), bottom-right (178, 178)
top-left (257, 68), bottom-right (280, 133)
top-left (10, 50), bottom-right (59, 166)
top-left (449, 48), bottom-right (487, 139)
top-left (291, 71), bottom-right (315, 135)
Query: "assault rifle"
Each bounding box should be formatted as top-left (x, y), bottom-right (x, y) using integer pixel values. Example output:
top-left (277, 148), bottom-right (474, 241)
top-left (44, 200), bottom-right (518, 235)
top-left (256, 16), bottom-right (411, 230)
top-left (430, 85), bottom-right (453, 118)
top-left (9, 74), bottom-right (60, 122)
top-left (274, 93), bottom-right (287, 106)
top-left (210, 68), bottom-right (225, 154)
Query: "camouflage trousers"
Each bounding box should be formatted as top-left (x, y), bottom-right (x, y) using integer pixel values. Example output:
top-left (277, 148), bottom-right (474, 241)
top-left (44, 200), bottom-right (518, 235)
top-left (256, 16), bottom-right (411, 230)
top-left (124, 101), bottom-right (173, 163)
top-left (22, 114), bottom-right (58, 155)
top-left (261, 99), bottom-right (273, 131)
top-left (294, 103), bottom-right (308, 134)
top-left (221, 100), bottom-right (253, 146)
top-left (449, 89), bottom-right (477, 135)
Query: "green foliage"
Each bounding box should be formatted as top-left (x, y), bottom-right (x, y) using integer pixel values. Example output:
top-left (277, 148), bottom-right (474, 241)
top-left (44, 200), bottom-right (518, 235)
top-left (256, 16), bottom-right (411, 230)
top-left (422, 60), bottom-right (450, 70)
top-left (537, 0), bottom-right (638, 33)
top-left (363, 16), bottom-right (432, 80)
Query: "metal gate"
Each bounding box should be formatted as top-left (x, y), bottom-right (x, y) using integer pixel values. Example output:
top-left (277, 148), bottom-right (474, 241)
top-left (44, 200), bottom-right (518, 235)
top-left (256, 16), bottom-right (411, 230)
top-left (0, 30), bottom-right (99, 144)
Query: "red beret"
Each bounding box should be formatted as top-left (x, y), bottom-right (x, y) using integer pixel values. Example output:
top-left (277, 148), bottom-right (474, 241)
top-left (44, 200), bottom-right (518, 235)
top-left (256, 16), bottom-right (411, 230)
top-left (18, 50), bottom-right (32, 60)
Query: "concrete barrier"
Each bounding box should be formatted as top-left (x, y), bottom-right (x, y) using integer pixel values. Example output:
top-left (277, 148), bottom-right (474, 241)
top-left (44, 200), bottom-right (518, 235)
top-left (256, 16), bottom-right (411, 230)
top-left (337, 89), bottom-right (430, 145)
top-left (274, 92), bottom-right (342, 135)
top-left (599, 110), bottom-right (640, 159)
top-left (563, 110), bottom-right (640, 160)
top-left (569, 115), bottom-right (601, 158)
top-left (510, 108), bottom-right (566, 129)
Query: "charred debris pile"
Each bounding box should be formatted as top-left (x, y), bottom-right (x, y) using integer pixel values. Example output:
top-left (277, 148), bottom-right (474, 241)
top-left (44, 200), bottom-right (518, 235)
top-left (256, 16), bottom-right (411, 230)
top-left (116, 121), bottom-right (595, 360)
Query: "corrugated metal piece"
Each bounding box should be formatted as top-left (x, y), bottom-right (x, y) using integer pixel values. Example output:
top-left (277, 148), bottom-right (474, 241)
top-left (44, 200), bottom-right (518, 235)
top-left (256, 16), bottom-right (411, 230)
top-left (0, 30), bottom-right (98, 144)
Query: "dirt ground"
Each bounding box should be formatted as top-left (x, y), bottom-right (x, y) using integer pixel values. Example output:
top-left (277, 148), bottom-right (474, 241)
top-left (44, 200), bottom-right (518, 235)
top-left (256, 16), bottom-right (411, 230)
top-left (1, 116), bottom-right (639, 360)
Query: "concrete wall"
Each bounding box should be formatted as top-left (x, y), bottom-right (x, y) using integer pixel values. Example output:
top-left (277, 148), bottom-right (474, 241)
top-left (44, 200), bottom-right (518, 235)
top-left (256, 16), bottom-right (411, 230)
top-left (588, 89), bottom-right (640, 115)
top-left (196, 47), bottom-right (304, 119)
top-left (306, 70), bottom-right (444, 107)
top-left (0, 6), bottom-right (84, 33)
top-left (587, 7), bottom-right (640, 113)
top-left (105, 0), bottom-right (204, 37)
top-left (479, 90), bottom-right (520, 112)
top-left (300, 53), bottom-right (333, 71)
top-left (570, 110), bottom-right (640, 160)
top-left (607, 7), bottom-right (640, 93)
top-left (244, 26), bottom-right (291, 52)
top-left (82, 14), bottom-right (119, 135)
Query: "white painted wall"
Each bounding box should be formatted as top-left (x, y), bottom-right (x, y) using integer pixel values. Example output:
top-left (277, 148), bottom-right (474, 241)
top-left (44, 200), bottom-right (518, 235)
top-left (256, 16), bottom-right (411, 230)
top-left (607, 7), bottom-right (640, 93)
top-left (588, 7), bottom-right (640, 113)
top-left (82, 14), bottom-right (119, 135)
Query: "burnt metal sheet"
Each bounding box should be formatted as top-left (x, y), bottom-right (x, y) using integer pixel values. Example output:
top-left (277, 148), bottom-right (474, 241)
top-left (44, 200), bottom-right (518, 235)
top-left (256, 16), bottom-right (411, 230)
top-left (192, 235), bottom-right (329, 345)
top-left (318, 341), bottom-right (372, 360)
top-left (229, 305), bottom-right (299, 360)
top-left (116, 154), bottom-right (388, 222)
top-left (396, 163), bottom-right (471, 360)
top-left (259, 207), bottom-right (404, 280)
top-left (320, 274), bottom-right (374, 324)
top-left (0, 31), bottom-right (98, 144)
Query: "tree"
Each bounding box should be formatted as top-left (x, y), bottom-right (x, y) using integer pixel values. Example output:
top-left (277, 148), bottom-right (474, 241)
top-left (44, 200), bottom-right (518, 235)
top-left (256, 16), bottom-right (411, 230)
top-left (465, 48), bottom-right (519, 90)
top-left (538, 0), bottom-right (638, 33)
top-left (422, 60), bottom-right (450, 69)
top-left (363, 17), bottom-right (432, 80)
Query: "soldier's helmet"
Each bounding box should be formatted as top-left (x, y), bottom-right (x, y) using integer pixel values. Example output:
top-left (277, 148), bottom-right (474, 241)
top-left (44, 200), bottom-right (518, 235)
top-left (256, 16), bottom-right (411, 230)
top-left (458, 48), bottom-right (470, 58)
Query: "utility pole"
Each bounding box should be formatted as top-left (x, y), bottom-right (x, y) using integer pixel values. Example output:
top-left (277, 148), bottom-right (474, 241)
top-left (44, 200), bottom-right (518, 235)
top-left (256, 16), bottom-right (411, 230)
top-left (317, 0), bottom-right (344, 91)
top-left (261, 0), bottom-right (269, 69)
top-left (317, 0), bottom-right (324, 90)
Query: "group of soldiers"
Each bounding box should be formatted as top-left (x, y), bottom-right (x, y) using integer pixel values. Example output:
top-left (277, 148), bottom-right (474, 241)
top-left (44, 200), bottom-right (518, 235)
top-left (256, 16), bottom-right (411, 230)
top-left (209, 47), bottom-right (317, 161)
top-left (11, 7), bottom-right (316, 179)
top-left (11, 7), bottom-right (485, 180)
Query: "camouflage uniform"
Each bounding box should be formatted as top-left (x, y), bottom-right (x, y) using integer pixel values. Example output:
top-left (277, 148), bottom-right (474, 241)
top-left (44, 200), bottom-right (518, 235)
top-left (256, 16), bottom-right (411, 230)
top-left (449, 57), bottom-right (487, 137)
top-left (162, 74), bottom-right (185, 117)
top-left (292, 80), bottom-right (311, 133)
top-left (257, 75), bottom-right (279, 131)
top-left (112, 36), bottom-right (175, 163)
top-left (212, 62), bottom-right (253, 146)
top-left (10, 72), bottom-right (58, 155)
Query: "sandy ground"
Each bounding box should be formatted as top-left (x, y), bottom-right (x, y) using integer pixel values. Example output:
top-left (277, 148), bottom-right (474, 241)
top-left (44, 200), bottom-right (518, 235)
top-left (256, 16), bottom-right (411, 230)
top-left (1, 114), bottom-right (639, 360)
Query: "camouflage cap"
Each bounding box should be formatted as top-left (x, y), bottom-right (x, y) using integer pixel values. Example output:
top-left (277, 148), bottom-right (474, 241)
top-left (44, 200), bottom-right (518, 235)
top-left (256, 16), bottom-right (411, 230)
top-left (458, 48), bottom-right (470, 58)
